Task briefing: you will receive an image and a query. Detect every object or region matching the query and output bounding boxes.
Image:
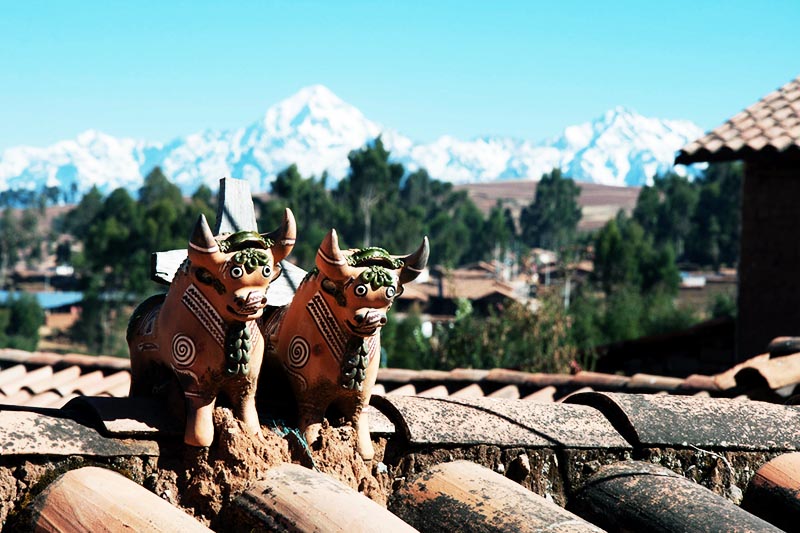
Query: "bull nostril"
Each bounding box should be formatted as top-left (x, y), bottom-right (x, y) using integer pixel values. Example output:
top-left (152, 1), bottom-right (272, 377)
top-left (260, 296), bottom-right (267, 305)
top-left (379, 317), bottom-right (387, 325)
top-left (354, 314), bottom-right (364, 324)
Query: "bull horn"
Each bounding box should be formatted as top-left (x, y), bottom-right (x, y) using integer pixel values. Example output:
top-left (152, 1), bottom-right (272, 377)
top-left (263, 208), bottom-right (296, 263)
top-left (189, 214), bottom-right (219, 254)
top-left (399, 236), bottom-right (429, 285)
top-left (316, 229), bottom-right (353, 281)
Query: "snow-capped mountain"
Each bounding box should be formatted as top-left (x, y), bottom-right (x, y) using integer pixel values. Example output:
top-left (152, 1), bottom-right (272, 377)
top-left (0, 85), bottom-right (705, 198)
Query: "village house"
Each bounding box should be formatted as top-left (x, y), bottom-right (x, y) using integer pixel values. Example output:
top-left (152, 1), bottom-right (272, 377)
top-left (676, 75), bottom-right (800, 360)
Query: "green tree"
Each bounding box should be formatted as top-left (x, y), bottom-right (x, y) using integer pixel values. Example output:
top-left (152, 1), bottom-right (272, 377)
top-left (0, 293), bottom-right (45, 351)
top-left (593, 212), bottom-right (679, 296)
top-left (428, 294), bottom-right (579, 373)
top-left (335, 137), bottom-right (404, 247)
top-left (62, 186), bottom-right (104, 237)
top-left (633, 172), bottom-right (699, 259)
top-left (258, 164), bottom-right (342, 269)
top-left (519, 169), bottom-right (582, 250)
top-left (685, 162), bottom-right (742, 268)
top-left (381, 305), bottom-right (433, 369)
top-left (0, 209), bottom-right (22, 286)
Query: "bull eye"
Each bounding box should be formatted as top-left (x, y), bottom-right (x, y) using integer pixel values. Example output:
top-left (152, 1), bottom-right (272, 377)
top-left (354, 284), bottom-right (368, 297)
top-left (386, 286), bottom-right (396, 298)
top-left (262, 265), bottom-right (271, 278)
top-left (230, 265), bottom-right (244, 279)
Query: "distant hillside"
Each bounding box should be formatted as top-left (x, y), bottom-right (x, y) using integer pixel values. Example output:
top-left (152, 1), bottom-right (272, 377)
top-left (457, 181), bottom-right (641, 231)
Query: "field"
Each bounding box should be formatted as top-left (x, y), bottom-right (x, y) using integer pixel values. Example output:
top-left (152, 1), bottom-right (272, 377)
top-left (456, 180), bottom-right (641, 231)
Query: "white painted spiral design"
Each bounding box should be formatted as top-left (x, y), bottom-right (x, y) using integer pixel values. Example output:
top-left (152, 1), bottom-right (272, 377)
top-left (172, 334), bottom-right (196, 367)
top-left (288, 336), bottom-right (310, 368)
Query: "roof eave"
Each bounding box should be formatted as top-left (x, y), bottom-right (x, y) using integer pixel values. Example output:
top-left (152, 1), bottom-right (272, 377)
top-left (675, 145), bottom-right (800, 165)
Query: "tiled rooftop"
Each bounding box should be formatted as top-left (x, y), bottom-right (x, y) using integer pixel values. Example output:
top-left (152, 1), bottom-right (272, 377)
top-left (4, 345), bottom-right (800, 409)
top-left (676, 75), bottom-right (800, 164)
top-left (3, 347), bottom-right (800, 530)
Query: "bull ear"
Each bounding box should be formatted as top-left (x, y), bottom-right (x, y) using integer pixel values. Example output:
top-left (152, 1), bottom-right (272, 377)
top-left (316, 229), bottom-right (353, 281)
top-left (399, 236), bottom-right (429, 285)
top-left (263, 208), bottom-right (296, 263)
top-left (189, 214), bottom-right (219, 254)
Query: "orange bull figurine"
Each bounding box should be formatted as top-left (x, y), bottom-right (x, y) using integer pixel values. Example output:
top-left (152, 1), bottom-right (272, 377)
top-left (261, 229), bottom-right (428, 460)
top-left (128, 209), bottom-right (296, 447)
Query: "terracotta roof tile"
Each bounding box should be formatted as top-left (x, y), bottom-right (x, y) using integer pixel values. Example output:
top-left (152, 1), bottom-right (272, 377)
top-left (29, 365), bottom-right (81, 394)
top-left (227, 463), bottom-right (416, 532)
top-left (1, 365), bottom-right (52, 395)
top-left (628, 373), bottom-right (685, 391)
top-left (0, 364), bottom-right (26, 389)
top-left (3, 389), bottom-right (32, 405)
top-left (64, 370), bottom-right (106, 396)
top-left (0, 410), bottom-right (159, 456)
top-left (521, 385), bottom-right (557, 402)
top-left (565, 391), bottom-right (800, 450)
top-left (391, 460), bottom-right (603, 533)
top-left (22, 390), bottom-right (69, 408)
top-left (714, 352), bottom-right (771, 389)
top-left (3, 348), bottom-right (795, 416)
top-left (677, 75), bottom-right (800, 164)
top-left (23, 466), bottom-right (211, 532)
top-left (373, 395), bottom-right (631, 449)
top-left (571, 461), bottom-right (781, 532)
top-left (386, 384), bottom-right (417, 396)
top-left (451, 383), bottom-right (485, 398)
top-left (416, 384), bottom-right (449, 397)
top-left (487, 384), bottom-right (521, 399)
top-left (733, 353), bottom-right (800, 392)
top-left (742, 452), bottom-right (800, 530)
top-left (0, 351), bottom-right (135, 408)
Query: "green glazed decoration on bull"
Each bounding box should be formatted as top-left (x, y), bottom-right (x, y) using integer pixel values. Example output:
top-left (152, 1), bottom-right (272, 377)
top-left (346, 247), bottom-right (403, 268)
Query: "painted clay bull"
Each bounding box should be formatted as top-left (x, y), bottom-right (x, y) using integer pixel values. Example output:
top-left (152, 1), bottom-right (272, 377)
top-left (261, 229), bottom-right (428, 460)
top-left (128, 209), bottom-right (296, 446)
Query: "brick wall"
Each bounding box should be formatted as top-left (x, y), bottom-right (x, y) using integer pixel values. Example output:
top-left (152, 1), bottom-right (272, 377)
top-left (738, 159), bottom-right (800, 359)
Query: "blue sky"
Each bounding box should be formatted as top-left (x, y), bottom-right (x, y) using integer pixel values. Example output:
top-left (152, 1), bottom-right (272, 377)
top-left (1, 1), bottom-right (798, 151)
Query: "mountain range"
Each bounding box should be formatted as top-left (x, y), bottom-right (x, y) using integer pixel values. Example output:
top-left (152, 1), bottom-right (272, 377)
top-left (0, 85), bottom-right (705, 197)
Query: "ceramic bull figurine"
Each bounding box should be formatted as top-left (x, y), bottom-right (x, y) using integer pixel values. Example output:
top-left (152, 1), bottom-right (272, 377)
top-left (261, 229), bottom-right (428, 460)
top-left (128, 209), bottom-right (296, 447)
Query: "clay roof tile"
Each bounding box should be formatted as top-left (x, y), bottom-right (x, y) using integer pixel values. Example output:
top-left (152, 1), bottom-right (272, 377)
top-left (0, 365), bottom-right (52, 395)
top-left (372, 395), bottom-right (630, 449)
top-left (565, 391), bottom-right (800, 450)
top-left (487, 384), bottom-right (521, 399)
top-left (392, 460), bottom-right (603, 533)
top-left (521, 385), bottom-right (557, 402)
top-left (677, 75), bottom-right (800, 163)
top-left (742, 452), bottom-right (800, 530)
top-left (24, 466), bottom-right (211, 532)
top-left (450, 383), bottom-right (486, 398)
top-left (229, 463), bottom-right (416, 532)
top-left (571, 461), bottom-right (781, 532)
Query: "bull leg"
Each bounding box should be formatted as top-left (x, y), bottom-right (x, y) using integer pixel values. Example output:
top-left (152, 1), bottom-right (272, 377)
top-left (355, 408), bottom-right (374, 462)
top-left (355, 354), bottom-right (381, 461)
top-left (231, 378), bottom-right (262, 437)
top-left (297, 397), bottom-right (326, 448)
top-left (184, 395), bottom-right (216, 447)
top-left (336, 396), bottom-right (374, 462)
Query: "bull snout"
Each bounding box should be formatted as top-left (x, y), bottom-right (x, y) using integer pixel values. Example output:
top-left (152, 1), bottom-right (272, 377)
top-left (354, 309), bottom-right (387, 327)
top-left (348, 309), bottom-right (387, 336)
top-left (233, 290), bottom-right (268, 315)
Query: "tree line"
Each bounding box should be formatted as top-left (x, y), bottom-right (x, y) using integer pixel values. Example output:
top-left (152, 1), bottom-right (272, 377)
top-left (0, 137), bottom-right (742, 370)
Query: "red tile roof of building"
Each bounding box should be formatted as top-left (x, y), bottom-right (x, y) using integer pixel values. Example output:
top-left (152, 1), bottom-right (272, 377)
top-left (4, 346), bottom-right (800, 409)
top-left (4, 347), bottom-right (800, 530)
top-left (676, 75), bottom-right (800, 164)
